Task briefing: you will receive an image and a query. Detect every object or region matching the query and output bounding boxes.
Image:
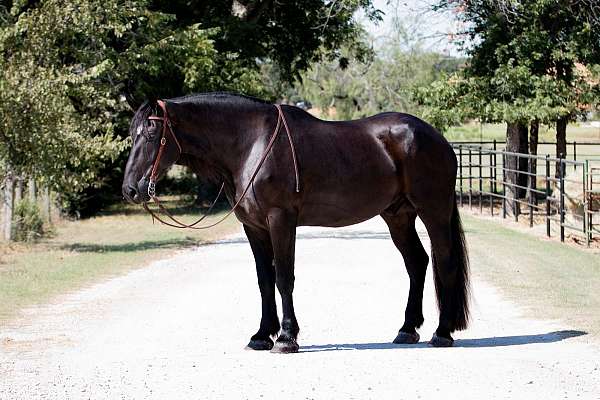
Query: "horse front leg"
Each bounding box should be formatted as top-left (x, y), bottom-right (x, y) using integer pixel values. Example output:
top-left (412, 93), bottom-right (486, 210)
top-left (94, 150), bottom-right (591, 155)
top-left (267, 208), bottom-right (300, 354)
top-left (244, 225), bottom-right (279, 350)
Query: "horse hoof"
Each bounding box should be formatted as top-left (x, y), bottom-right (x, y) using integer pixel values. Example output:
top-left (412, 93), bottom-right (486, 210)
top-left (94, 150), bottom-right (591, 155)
top-left (245, 338), bottom-right (274, 351)
top-left (270, 339), bottom-right (299, 354)
top-left (429, 333), bottom-right (454, 347)
top-left (393, 331), bottom-right (420, 344)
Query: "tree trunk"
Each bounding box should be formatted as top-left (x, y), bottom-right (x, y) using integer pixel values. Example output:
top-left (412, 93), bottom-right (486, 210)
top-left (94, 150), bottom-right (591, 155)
top-left (28, 176), bottom-right (37, 203)
top-left (556, 116), bottom-right (568, 177)
top-left (529, 120), bottom-right (539, 193)
top-left (505, 121), bottom-right (529, 215)
top-left (3, 170), bottom-right (15, 241)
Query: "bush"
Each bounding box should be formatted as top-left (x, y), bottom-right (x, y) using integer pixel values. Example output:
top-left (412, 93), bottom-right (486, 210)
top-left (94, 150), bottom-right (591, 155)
top-left (13, 200), bottom-right (45, 242)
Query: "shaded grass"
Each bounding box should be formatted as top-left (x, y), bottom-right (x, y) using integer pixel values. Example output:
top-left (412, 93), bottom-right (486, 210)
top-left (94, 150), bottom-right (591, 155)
top-left (0, 199), bottom-right (240, 321)
top-left (462, 213), bottom-right (600, 336)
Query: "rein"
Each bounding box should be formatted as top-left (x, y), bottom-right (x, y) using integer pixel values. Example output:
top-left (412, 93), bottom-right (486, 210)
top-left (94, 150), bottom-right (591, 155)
top-left (142, 101), bottom-right (299, 229)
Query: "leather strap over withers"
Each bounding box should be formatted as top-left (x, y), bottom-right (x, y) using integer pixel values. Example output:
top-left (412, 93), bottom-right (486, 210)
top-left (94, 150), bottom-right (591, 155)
top-left (142, 102), bottom-right (300, 229)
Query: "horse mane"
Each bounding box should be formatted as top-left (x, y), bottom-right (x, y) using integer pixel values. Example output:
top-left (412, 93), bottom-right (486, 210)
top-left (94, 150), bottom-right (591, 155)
top-left (168, 92), bottom-right (271, 108)
top-left (129, 92), bottom-right (271, 137)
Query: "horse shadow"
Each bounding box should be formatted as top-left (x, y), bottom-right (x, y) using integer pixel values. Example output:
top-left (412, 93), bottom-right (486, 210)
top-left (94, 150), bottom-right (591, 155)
top-left (300, 330), bottom-right (587, 352)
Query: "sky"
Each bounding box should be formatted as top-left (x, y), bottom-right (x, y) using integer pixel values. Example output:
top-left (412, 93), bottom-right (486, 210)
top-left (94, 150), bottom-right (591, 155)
top-left (360, 0), bottom-right (466, 56)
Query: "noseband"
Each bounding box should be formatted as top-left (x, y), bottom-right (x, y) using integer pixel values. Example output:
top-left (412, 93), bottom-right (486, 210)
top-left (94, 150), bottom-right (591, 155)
top-left (142, 100), bottom-right (299, 229)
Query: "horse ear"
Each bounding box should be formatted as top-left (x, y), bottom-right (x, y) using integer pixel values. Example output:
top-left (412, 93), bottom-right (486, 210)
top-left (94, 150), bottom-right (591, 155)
top-left (124, 91), bottom-right (143, 111)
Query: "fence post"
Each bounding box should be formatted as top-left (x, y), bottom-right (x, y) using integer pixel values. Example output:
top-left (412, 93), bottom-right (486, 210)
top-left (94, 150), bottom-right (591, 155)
top-left (528, 158), bottom-right (534, 227)
top-left (560, 155), bottom-right (565, 242)
top-left (489, 151), bottom-right (494, 216)
top-left (493, 139), bottom-right (497, 194)
top-left (587, 160), bottom-right (593, 242)
top-left (502, 153), bottom-right (507, 219)
top-left (545, 155), bottom-right (551, 237)
top-left (573, 141), bottom-right (577, 170)
top-left (514, 154), bottom-right (519, 223)
top-left (584, 160), bottom-right (589, 246)
top-left (459, 145), bottom-right (463, 207)
top-left (2, 170), bottom-right (15, 241)
top-left (479, 146), bottom-right (483, 213)
top-left (469, 148), bottom-right (473, 209)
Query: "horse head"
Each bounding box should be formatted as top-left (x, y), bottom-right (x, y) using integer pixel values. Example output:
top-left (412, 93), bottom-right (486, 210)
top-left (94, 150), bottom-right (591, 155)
top-left (122, 100), bottom-right (181, 204)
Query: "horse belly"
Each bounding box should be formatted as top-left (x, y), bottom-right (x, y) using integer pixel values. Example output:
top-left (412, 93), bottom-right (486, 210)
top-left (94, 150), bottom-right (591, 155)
top-left (298, 162), bottom-right (399, 227)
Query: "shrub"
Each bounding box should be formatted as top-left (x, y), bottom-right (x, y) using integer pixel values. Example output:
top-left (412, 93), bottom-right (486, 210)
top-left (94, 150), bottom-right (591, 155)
top-left (13, 200), bottom-right (44, 242)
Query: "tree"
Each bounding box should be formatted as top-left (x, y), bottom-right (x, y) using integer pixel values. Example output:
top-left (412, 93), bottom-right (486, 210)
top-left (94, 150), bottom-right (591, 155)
top-left (418, 0), bottom-right (600, 208)
top-left (1, 0), bottom-right (381, 231)
top-left (297, 14), bottom-right (465, 120)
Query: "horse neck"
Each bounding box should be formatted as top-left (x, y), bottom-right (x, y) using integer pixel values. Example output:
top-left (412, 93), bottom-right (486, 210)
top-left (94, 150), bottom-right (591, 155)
top-left (171, 101), bottom-right (271, 178)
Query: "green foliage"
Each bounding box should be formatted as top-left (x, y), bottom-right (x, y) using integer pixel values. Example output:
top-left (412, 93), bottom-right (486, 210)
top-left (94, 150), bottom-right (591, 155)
top-left (1, 0), bottom-right (379, 217)
top-left (297, 16), bottom-right (465, 120)
top-left (419, 0), bottom-right (600, 130)
top-left (13, 199), bottom-right (44, 242)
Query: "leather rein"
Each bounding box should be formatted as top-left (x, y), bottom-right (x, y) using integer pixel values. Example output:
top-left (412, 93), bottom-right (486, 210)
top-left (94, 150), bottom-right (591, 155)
top-left (141, 100), bottom-right (299, 229)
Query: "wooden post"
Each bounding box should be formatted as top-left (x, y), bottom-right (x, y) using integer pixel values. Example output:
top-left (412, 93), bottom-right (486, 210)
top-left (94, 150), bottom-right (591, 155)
top-left (15, 175), bottom-right (23, 204)
top-left (44, 186), bottom-right (52, 224)
top-left (3, 171), bottom-right (15, 241)
top-left (28, 176), bottom-right (37, 203)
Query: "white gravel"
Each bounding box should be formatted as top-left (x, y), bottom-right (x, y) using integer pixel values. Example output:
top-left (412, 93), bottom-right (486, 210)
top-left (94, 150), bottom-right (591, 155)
top-left (1, 217), bottom-right (599, 399)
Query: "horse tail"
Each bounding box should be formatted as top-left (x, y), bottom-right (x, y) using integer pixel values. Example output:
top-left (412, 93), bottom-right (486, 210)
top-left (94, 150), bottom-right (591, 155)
top-left (433, 197), bottom-right (470, 331)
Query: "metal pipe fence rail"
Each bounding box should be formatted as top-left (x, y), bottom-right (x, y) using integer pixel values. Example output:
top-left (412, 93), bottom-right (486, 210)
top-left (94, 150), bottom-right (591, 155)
top-left (452, 144), bottom-right (600, 246)
top-left (452, 140), bottom-right (600, 166)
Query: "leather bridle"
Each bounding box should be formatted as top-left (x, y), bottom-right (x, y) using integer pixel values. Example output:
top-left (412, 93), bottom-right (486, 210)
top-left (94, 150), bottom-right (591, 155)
top-left (141, 100), bottom-right (299, 229)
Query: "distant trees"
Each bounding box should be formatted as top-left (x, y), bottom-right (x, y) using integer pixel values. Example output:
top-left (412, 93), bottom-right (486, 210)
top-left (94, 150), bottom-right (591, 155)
top-left (419, 0), bottom-right (600, 152)
top-left (297, 14), bottom-right (465, 120)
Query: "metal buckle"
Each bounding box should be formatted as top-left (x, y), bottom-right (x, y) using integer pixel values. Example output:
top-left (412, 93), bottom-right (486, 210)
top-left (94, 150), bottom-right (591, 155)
top-left (148, 180), bottom-right (156, 198)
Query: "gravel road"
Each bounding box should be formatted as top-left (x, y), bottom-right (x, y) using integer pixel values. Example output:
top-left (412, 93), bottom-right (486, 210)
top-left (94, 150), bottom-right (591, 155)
top-left (1, 217), bottom-right (599, 399)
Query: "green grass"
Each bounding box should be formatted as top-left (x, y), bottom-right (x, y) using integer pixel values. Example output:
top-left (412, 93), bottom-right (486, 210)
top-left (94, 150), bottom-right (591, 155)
top-left (446, 122), bottom-right (600, 145)
top-left (462, 212), bottom-right (600, 336)
top-left (0, 199), bottom-right (240, 321)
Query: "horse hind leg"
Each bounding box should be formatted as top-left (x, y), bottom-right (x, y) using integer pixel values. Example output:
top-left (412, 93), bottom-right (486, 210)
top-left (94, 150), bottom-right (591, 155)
top-left (418, 199), bottom-right (470, 347)
top-left (381, 211), bottom-right (429, 344)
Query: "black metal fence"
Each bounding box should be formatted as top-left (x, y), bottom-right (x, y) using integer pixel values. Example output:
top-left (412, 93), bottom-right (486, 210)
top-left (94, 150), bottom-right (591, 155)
top-left (453, 144), bottom-right (600, 246)
top-left (452, 140), bottom-right (600, 165)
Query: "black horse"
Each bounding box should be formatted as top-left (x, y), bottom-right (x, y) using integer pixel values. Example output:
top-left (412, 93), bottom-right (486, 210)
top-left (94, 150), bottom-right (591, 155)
top-left (122, 93), bottom-right (470, 353)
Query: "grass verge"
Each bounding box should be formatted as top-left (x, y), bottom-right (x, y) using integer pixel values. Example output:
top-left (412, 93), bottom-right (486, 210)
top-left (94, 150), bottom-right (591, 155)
top-left (462, 212), bottom-right (600, 336)
top-left (446, 122), bottom-right (600, 144)
top-left (0, 199), bottom-right (240, 321)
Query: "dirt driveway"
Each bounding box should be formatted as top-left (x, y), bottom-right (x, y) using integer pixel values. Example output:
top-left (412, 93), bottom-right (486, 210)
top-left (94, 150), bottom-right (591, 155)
top-left (1, 218), bottom-right (599, 399)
